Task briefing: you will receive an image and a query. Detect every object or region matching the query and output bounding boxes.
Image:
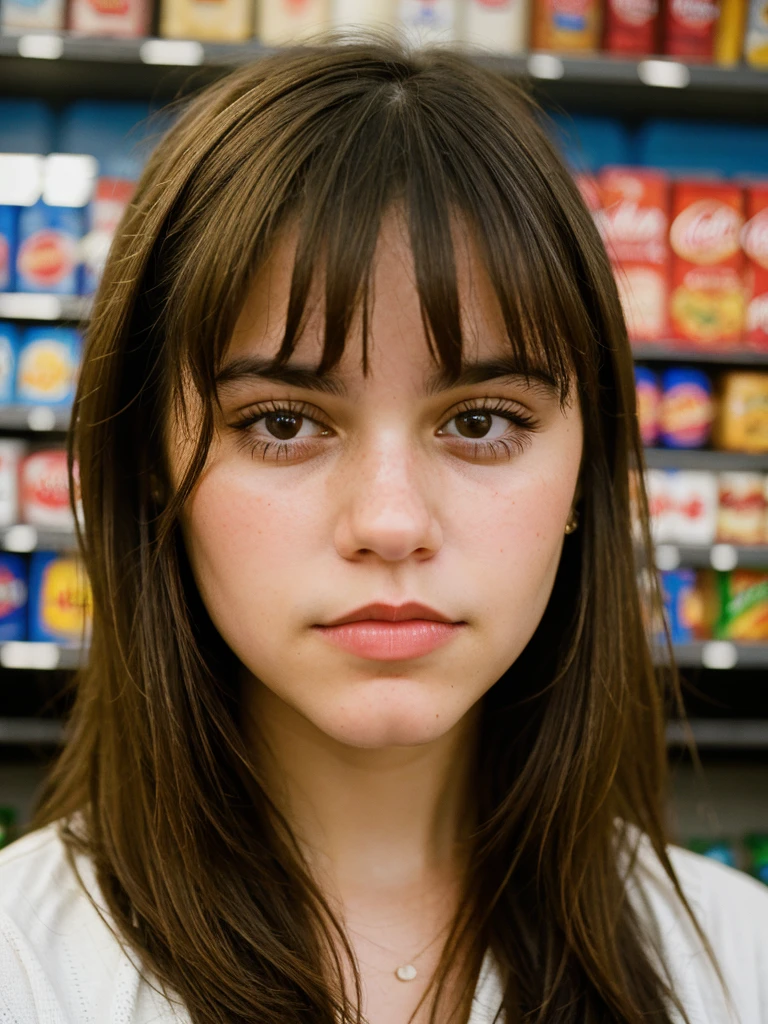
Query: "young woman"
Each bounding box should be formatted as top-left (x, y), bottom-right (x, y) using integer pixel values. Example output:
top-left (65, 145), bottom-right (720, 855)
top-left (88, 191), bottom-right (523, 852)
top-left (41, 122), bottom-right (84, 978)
top-left (1, 38), bottom-right (766, 1024)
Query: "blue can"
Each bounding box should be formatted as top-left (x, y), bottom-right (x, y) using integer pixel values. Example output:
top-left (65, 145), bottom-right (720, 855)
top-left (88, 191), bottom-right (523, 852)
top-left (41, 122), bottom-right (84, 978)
top-left (0, 207), bottom-right (18, 292)
top-left (0, 554), bottom-right (28, 642)
top-left (0, 324), bottom-right (19, 404)
top-left (16, 201), bottom-right (83, 295)
top-left (15, 327), bottom-right (81, 406)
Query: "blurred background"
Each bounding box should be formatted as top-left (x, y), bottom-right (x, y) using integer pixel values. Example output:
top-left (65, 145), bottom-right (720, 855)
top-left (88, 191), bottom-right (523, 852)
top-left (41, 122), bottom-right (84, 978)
top-left (0, 0), bottom-right (767, 886)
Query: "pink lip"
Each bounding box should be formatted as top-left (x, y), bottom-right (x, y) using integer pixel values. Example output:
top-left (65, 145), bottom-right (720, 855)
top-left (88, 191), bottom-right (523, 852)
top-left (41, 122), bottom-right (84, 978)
top-left (322, 601), bottom-right (456, 627)
top-left (313, 620), bottom-right (464, 660)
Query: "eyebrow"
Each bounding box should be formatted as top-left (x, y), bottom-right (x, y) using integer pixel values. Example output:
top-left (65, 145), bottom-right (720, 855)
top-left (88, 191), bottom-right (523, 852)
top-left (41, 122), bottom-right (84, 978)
top-left (215, 355), bottom-right (561, 400)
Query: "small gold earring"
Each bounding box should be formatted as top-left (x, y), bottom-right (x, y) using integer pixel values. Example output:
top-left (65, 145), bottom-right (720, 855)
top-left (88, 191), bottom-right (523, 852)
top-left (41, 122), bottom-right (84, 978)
top-left (564, 509), bottom-right (579, 535)
top-left (149, 473), bottom-right (166, 504)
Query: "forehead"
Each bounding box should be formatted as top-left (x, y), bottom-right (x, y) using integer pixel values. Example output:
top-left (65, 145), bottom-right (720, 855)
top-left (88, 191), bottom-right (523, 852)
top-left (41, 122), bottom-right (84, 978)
top-left (224, 208), bottom-right (534, 398)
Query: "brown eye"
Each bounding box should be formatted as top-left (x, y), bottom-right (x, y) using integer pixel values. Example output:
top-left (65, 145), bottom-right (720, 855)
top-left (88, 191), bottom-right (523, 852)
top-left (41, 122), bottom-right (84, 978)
top-left (264, 412), bottom-right (304, 440)
top-left (455, 411), bottom-right (494, 439)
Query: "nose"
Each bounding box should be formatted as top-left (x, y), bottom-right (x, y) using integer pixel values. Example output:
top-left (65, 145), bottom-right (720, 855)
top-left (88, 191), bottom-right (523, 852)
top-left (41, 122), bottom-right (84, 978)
top-left (332, 434), bottom-right (443, 563)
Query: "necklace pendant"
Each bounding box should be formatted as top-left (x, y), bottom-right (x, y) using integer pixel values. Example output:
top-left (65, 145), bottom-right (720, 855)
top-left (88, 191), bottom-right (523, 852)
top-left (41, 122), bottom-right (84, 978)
top-left (395, 964), bottom-right (417, 982)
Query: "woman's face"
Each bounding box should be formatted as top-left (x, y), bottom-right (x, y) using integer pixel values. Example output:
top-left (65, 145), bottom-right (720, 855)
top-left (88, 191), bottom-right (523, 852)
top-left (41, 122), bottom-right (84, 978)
top-left (168, 209), bottom-right (583, 749)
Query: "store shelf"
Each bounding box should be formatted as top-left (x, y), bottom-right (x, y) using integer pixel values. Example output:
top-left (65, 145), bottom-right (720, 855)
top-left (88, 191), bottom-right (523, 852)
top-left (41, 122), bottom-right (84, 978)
top-left (0, 293), bottom-right (90, 321)
top-left (654, 641), bottom-right (768, 669)
top-left (0, 640), bottom-right (763, 671)
top-left (0, 525), bottom-right (77, 552)
top-left (666, 718), bottom-right (768, 748)
top-left (652, 543), bottom-right (768, 571)
top-left (0, 405), bottom-right (70, 432)
top-left (644, 448), bottom-right (768, 472)
top-left (0, 642), bottom-right (86, 670)
top-left (0, 35), bottom-right (766, 115)
top-left (4, 715), bottom-right (766, 750)
top-left (0, 716), bottom-right (64, 745)
top-left (632, 344), bottom-right (768, 366)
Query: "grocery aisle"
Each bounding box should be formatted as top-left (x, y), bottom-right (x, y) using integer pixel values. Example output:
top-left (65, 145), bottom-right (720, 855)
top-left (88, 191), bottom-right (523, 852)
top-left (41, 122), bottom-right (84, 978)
top-left (0, 0), bottom-right (767, 884)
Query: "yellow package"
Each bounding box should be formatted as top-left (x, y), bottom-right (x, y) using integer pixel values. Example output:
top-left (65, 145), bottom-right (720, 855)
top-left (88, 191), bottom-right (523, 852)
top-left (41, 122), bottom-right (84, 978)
top-left (716, 0), bottom-right (747, 63)
top-left (160, 0), bottom-right (253, 41)
top-left (712, 372), bottom-right (768, 454)
top-left (745, 0), bottom-right (768, 65)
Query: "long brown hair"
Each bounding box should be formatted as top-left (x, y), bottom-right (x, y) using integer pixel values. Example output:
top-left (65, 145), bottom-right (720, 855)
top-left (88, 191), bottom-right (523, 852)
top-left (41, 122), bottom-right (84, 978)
top-left (33, 37), bottom-right (731, 1024)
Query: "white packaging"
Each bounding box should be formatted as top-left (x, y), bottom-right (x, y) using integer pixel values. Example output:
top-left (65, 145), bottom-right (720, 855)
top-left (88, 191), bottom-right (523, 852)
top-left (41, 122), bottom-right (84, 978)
top-left (257, 0), bottom-right (330, 43)
top-left (398, 0), bottom-right (458, 41)
top-left (1, 0), bottom-right (65, 30)
top-left (332, 0), bottom-right (396, 28)
top-left (671, 471), bottom-right (718, 546)
top-left (459, 0), bottom-right (530, 53)
top-left (644, 469), bottom-right (674, 544)
top-left (0, 441), bottom-right (27, 527)
top-left (20, 449), bottom-right (74, 530)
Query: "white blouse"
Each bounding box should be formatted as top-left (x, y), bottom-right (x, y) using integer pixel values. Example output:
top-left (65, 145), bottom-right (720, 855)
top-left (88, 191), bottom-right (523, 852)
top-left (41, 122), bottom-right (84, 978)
top-left (1, 821), bottom-right (768, 1024)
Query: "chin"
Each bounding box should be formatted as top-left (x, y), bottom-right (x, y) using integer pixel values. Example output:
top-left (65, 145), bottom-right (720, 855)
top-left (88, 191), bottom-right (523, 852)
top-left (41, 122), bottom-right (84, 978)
top-left (311, 688), bottom-right (464, 749)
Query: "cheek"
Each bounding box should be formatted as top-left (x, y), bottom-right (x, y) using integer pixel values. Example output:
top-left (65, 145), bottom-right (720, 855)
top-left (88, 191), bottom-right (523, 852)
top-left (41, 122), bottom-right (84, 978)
top-left (180, 463), bottom-right (315, 634)
top-left (448, 441), bottom-right (579, 648)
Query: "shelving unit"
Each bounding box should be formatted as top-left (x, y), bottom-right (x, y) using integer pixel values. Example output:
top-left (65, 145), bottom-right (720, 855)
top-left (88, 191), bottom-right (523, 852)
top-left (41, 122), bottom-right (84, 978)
top-left (0, 36), bottom-right (766, 117)
top-left (644, 448), bottom-right (768, 471)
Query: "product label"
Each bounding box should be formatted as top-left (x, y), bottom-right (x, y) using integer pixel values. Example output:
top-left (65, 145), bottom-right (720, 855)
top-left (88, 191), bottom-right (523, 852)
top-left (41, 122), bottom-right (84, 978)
top-left (745, 188), bottom-right (768, 350)
top-left (86, 0), bottom-right (129, 12)
top-left (598, 169), bottom-right (670, 341)
top-left (0, 235), bottom-right (9, 291)
top-left (17, 340), bottom-right (74, 403)
top-left (609, 0), bottom-right (656, 25)
top-left (21, 451), bottom-right (70, 521)
top-left (661, 381), bottom-right (714, 445)
top-left (743, 207), bottom-right (768, 270)
top-left (552, 0), bottom-right (590, 30)
top-left (0, 566), bottom-right (26, 619)
top-left (665, 0), bottom-right (719, 56)
top-left (17, 229), bottom-right (77, 290)
top-left (670, 200), bottom-right (743, 265)
top-left (39, 557), bottom-right (92, 641)
top-left (669, 183), bottom-right (745, 345)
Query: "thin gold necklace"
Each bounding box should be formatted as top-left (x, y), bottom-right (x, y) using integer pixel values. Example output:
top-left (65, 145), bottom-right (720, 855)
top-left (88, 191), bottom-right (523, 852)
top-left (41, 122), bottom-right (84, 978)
top-left (346, 918), bottom-right (452, 982)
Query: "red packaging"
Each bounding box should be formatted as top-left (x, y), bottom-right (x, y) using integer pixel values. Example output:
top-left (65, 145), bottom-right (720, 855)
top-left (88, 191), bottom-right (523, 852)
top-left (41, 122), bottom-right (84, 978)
top-left (575, 173), bottom-right (602, 215)
top-left (743, 185), bottom-right (768, 351)
top-left (68, 0), bottom-right (150, 36)
top-left (20, 450), bottom-right (74, 530)
top-left (604, 0), bottom-right (660, 54)
top-left (596, 168), bottom-right (670, 342)
top-left (663, 0), bottom-right (720, 60)
top-left (668, 180), bottom-right (746, 347)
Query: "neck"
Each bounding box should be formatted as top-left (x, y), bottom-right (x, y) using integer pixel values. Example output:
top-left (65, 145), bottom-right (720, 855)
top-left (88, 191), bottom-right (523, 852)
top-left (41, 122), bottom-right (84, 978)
top-left (242, 678), bottom-right (481, 902)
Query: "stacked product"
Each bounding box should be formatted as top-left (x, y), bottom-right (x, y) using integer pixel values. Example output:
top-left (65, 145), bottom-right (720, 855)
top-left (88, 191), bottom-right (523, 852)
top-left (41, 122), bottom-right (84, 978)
top-left (588, 173), bottom-right (768, 349)
top-left (643, 468), bottom-right (768, 546)
top-left (0, 100), bottom-right (157, 300)
top-left (635, 365), bottom-right (768, 453)
top-left (0, 0), bottom-right (765, 65)
top-left (0, 550), bottom-right (91, 645)
top-left (658, 565), bottom-right (768, 641)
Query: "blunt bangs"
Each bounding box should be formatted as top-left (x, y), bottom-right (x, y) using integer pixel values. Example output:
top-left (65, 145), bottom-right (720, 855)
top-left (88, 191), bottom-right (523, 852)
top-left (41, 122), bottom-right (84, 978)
top-left (154, 47), bottom-right (604, 466)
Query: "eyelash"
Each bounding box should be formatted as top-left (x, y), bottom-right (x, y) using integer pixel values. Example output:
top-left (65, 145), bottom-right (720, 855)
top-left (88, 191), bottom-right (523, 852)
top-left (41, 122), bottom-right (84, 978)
top-left (228, 398), bottom-right (541, 463)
